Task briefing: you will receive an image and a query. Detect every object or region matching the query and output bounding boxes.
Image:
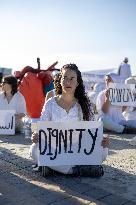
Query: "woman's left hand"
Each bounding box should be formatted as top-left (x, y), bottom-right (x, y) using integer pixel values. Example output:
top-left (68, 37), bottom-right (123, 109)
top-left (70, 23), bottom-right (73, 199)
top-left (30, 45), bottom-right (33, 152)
top-left (101, 136), bottom-right (109, 148)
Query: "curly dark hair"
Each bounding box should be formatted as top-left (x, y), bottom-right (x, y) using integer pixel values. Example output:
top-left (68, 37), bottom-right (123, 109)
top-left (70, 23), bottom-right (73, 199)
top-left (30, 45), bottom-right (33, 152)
top-left (55, 63), bottom-right (94, 120)
top-left (3, 75), bottom-right (18, 95)
top-left (53, 73), bottom-right (62, 95)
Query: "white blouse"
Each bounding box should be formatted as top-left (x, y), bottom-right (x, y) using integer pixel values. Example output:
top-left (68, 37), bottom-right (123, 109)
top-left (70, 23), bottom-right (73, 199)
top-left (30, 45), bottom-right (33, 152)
top-left (0, 91), bottom-right (26, 114)
top-left (96, 90), bottom-right (125, 123)
top-left (41, 97), bottom-right (83, 122)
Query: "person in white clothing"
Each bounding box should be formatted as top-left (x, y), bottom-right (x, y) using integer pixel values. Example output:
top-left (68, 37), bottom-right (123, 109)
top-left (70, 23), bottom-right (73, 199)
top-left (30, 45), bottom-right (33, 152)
top-left (123, 76), bottom-right (136, 120)
top-left (118, 57), bottom-right (132, 82)
top-left (30, 63), bottom-right (109, 177)
top-left (125, 76), bottom-right (136, 85)
top-left (124, 76), bottom-right (136, 145)
top-left (96, 74), bottom-right (136, 133)
top-left (0, 75), bottom-right (26, 132)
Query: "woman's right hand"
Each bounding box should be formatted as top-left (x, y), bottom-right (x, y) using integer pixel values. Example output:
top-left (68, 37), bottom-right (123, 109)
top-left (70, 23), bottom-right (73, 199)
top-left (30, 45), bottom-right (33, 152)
top-left (31, 132), bottom-right (39, 143)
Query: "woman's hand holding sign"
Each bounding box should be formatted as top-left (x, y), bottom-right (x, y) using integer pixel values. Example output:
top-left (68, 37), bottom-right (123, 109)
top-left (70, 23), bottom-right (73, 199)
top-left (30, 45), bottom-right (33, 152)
top-left (31, 132), bottom-right (39, 143)
top-left (101, 135), bottom-right (109, 148)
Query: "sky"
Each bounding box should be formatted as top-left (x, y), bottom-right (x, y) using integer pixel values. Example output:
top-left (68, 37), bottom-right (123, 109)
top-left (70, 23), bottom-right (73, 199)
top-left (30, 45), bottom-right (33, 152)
top-left (0, 0), bottom-right (136, 74)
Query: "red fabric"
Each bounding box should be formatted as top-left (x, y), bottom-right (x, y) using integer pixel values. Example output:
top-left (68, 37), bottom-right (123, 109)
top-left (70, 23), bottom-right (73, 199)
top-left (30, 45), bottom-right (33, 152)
top-left (16, 61), bottom-right (59, 118)
top-left (37, 71), bottom-right (52, 85)
top-left (19, 72), bottom-right (45, 118)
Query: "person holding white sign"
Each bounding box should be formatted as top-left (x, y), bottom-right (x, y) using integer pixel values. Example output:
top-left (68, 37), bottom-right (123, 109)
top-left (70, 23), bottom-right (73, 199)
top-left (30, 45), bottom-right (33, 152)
top-left (0, 75), bottom-right (26, 133)
top-left (96, 74), bottom-right (136, 134)
top-left (124, 77), bottom-right (136, 146)
top-left (123, 76), bottom-right (136, 121)
top-left (30, 63), bottom-right (109, 177)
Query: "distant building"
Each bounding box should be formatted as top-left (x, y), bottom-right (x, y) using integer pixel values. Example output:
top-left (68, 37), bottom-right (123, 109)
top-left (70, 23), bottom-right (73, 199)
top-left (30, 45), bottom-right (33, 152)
top-left (0, 67), bottom-right (12, 82)
top-left (82, 68), bottom-right (117, 92)
top-left (0, 67), bottom-right (12, 75)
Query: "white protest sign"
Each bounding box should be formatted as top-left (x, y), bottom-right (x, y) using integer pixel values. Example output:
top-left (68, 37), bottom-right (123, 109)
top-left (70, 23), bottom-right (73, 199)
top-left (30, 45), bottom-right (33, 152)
top-left (0, 110), bottom-right (15, 135)
top-left (38, 121), bottom-right (103, 166)
top-left (108, 83), bottom-right (136, 106)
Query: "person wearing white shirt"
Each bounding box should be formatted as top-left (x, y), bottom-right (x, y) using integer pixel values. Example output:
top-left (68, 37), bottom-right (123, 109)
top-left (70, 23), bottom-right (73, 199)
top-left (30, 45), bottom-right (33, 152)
top-left (124, 76), bottom-right (136, 146)
top-left (96, 73), bottom-right (136, 133)
top-left (123, 76), bottom-right (136, 121)
top-left (0, 75), bottom-right (26, 132)
top-left (30, 63), bottom-right (109, 177)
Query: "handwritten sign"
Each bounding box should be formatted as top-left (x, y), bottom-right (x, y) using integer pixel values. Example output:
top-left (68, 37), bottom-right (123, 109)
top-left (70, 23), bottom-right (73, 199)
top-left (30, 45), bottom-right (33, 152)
top-left (108, 83), bottom-right (136, 106)
top-left (38, 121), bottom-right (103, 166)
top-left (0, 110), bottom-right (15, 135)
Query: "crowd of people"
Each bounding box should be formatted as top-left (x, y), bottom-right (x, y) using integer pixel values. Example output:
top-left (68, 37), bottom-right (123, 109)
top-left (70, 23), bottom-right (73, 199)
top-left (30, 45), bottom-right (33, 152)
top-left (0, 57), bottom-right (136, 177)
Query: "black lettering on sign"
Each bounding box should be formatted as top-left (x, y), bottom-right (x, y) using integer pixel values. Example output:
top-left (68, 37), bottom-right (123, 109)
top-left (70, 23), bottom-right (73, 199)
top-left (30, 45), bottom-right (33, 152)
top-left (58, 129), bottom-right (67, 154)
top-left (39, 127), bottom-right (100, 160)
top-left (75, 129), bottom-right (86, 153)
top-left (109, 87), bottom-right (136, 104)
top-left (46, 128), bottom-right (53, 156)
top-left (116, 88), bottom-right (122, 102)
top-left (84, 128), bottom-right (98, 155)
top-left (10, 116), bottom-right (14, 129)
top-left (134, 92), bottom-right (136, 102)
top-left (127, 89), bottom-right (134, 102)
top-left (50, 129), bottom-right (58, 160)
top-left (68, 129), bottom-right (74, 153)
top-left (123, 89), bottom-right (129, 102)
top-left (0, 116), bottom-right (14, 130)
top-left (113, 88), bottom-right (116, 103)
top-left (39, 129), bottom-right (47, 155)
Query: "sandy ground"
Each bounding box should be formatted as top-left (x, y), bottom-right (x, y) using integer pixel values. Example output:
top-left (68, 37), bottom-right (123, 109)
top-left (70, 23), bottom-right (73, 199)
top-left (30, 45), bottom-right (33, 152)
top-left (0, 133), bottom-right (136, 205)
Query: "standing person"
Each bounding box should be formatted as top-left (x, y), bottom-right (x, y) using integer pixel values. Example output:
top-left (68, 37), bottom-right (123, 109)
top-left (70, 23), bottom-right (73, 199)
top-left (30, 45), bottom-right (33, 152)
top-left (30, 63), bottom-right (109, 177)
top-left (96, 73), bottom-right (136, 134)
top-left (118, 57), bottom-right (132, 82)
top-left (0, 75), bottom-right (26, 133)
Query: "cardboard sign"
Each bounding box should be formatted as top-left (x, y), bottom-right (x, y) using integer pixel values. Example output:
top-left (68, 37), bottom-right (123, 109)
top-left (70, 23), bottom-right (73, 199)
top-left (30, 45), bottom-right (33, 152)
top-left (38, 121), bottom-right (103, 166)
top-left (0, 110), bottom-right (15, 135)
top-left (108, 83), bottom-right (136, 106)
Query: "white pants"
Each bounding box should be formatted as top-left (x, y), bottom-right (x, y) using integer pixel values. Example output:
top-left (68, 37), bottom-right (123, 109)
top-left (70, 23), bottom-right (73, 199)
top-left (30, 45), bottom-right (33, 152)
top-left (99, 114), bottom-right (136, 133)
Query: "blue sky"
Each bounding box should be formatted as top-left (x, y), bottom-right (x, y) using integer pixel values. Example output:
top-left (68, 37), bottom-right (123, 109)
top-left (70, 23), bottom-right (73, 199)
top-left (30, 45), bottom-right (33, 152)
top-left (0, 0), bottom-right (136, 74)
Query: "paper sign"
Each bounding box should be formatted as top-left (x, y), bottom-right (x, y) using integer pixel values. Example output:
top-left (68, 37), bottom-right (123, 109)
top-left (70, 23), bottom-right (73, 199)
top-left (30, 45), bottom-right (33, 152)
top-left (108, 83), bottom-right (136, 106)
top-left (38, 121), bottom-right (103, 166)
top-left (0, 110), bottom-right (15, 135)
